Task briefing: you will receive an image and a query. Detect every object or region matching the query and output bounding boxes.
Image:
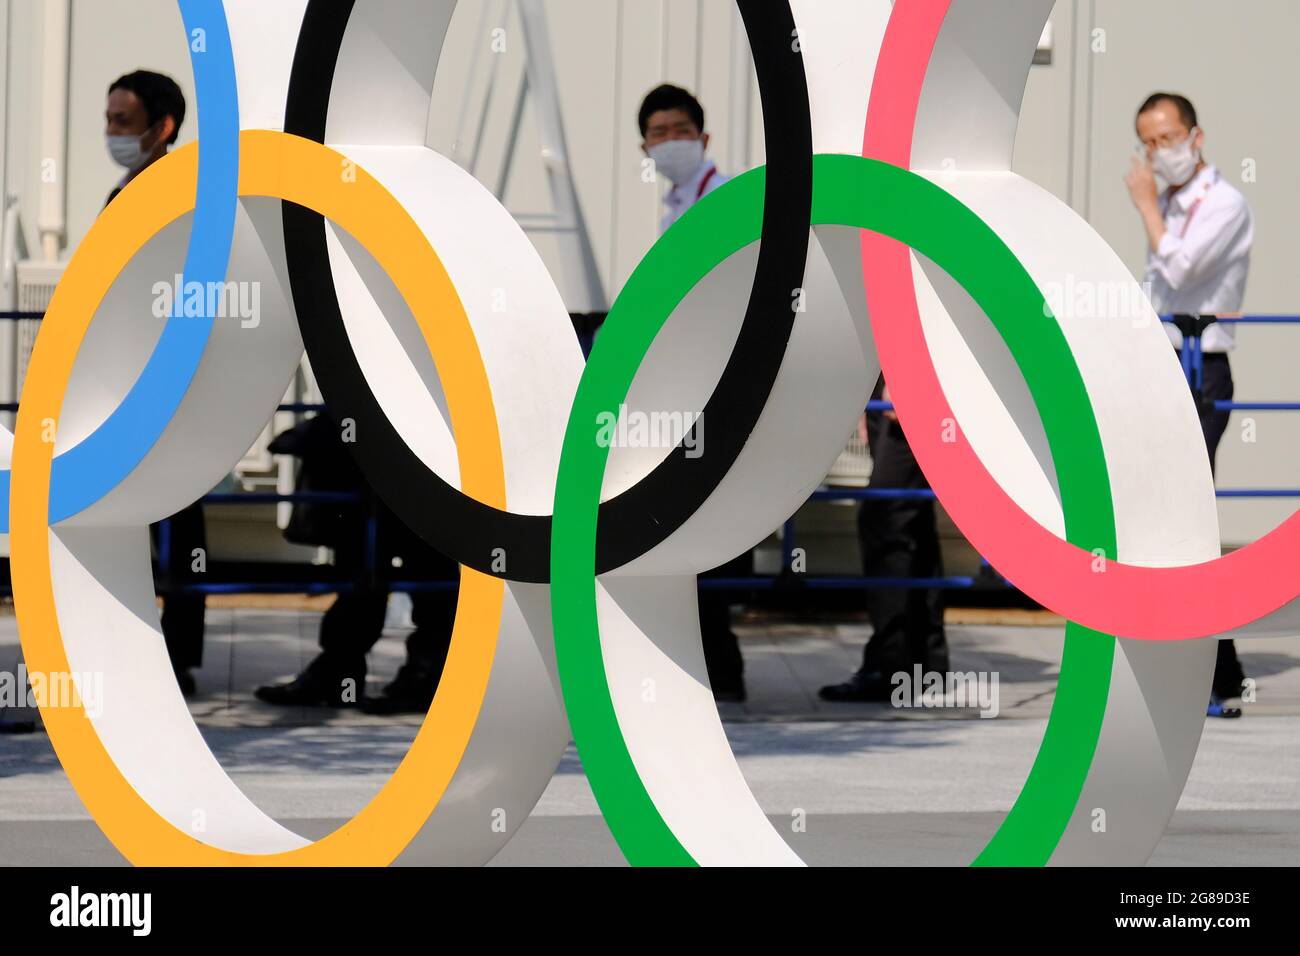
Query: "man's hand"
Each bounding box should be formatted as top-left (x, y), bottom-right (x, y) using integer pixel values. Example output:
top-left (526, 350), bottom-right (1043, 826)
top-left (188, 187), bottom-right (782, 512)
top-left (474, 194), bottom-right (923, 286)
top-left (880, 384), bottom-right (898, 423)
top-left (1126, 155), bottom-right (1168, 252)
top-left (1125, 155), bottom-right (1159, 212)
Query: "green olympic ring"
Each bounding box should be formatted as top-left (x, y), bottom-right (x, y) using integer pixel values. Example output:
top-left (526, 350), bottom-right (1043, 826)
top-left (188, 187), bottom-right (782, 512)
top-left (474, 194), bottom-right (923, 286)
top-left (551, 153), bottom-right (1117, 867)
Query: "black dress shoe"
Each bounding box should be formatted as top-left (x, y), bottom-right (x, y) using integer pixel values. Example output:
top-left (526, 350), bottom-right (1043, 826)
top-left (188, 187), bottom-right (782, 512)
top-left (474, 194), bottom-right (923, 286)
top-left (256, 667), bottom-right (363, 707)
top-left (360, 662), bottom-right (439, 715)
top-left (818, 674), bottom-right (893, 702)
top-left (174, 667), bottom-right (197, 698)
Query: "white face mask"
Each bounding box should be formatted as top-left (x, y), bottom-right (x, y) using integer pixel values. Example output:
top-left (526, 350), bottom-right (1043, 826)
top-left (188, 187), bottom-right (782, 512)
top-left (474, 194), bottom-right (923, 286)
top-left (106, 129), bottom-right (152, 172)
top-left (648, 138), bottom-right (706, 186)
top-left (1152, 128), bottom-right (1201, 187)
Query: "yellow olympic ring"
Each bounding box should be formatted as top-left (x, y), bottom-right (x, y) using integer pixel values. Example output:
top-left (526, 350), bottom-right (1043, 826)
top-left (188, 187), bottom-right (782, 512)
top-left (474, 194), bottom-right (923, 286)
top-left (11, 130), bottom-right (507, 864)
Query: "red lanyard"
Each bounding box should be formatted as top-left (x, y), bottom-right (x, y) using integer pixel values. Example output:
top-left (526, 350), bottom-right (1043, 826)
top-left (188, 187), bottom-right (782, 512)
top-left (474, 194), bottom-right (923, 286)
top-left (695, 165), bottom-right (717, 201)
top-left (1177, 170), bottom-right (1218, 239)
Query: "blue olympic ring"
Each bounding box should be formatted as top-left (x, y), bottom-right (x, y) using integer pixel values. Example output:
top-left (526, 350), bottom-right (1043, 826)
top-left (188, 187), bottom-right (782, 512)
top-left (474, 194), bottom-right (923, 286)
top-left (0, 0), bottom-right (238, 530)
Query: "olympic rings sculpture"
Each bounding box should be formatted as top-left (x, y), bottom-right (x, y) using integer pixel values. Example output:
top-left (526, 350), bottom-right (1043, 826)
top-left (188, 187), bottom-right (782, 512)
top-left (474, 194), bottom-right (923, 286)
top-left (7, 0), bottom-right (1294, 866)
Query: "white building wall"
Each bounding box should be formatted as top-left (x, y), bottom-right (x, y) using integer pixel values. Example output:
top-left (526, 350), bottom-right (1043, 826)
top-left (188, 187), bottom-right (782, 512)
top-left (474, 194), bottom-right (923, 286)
top-left (1, 0), bottom-right (1296, 548)
top-left (1014, 0), bottom-right (1300, 547)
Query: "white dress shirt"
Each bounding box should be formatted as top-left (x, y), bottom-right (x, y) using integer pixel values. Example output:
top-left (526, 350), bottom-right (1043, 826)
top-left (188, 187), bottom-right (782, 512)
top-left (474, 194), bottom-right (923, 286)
top-left (660, 160), bottom-right (729, 235)
top-left (1144, 164), bottom-right (1253, 352)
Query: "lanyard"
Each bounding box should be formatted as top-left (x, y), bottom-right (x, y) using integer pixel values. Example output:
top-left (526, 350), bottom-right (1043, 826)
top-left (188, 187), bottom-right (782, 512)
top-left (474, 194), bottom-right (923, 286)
top-left (1177, 169), bottom-right (1218, 239)
top-left (695, 165), bottom-right (717, 201)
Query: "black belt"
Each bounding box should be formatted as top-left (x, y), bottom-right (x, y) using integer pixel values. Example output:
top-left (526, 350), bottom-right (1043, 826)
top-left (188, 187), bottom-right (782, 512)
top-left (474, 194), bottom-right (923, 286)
top-left (1170, 313), bottom-right (1219, 340)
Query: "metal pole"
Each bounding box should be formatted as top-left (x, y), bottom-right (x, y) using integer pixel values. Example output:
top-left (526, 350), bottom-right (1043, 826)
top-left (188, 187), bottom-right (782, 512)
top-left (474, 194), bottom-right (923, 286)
top-left (36, 0), bottom-right (69, 262)
top-left (515, 0), bottom-right (608, 312)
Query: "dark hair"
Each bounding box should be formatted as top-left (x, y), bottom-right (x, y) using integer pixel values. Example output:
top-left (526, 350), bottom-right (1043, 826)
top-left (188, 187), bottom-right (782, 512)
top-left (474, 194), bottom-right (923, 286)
top-left (1136, 92), bottom-right (1197, 132)
top-left (109, 70), bottom-right (186, 144)
top-left (638, 84), bottom-right (705, 138)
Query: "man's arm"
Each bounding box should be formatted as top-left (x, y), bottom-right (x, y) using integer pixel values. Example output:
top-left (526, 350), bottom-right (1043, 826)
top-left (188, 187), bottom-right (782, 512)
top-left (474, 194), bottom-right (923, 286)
top-left (1125, 155), bottom-right (1166, 252)
top-left (1149, 195), bottom-right (1251, 292)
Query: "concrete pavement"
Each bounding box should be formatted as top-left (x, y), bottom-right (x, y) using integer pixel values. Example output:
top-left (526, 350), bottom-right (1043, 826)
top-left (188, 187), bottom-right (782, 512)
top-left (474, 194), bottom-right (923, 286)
top-left (1, 606), bottom-right (1298, 865)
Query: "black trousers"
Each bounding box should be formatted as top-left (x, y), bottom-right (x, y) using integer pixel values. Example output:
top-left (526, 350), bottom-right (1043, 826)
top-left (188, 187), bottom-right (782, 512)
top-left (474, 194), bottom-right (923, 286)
top-left (856, 417), bottom-right (948, 679)
top-left (1195, 352), bottom-right (1234, 468)
top-left (1185, 350), bottom-right (1247, 699)
top-left (697, 552), bottom-right (749, 693)
top-left (150, 501), bottom-right (206, 671)
top-left (314, 511), bottom-right (459, 686)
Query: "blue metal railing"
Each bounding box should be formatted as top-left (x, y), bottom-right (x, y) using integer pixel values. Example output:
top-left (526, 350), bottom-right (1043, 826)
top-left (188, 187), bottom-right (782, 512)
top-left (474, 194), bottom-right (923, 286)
top-left (0, 311), bottom-right (1295, 598)
top-left (767, 312), bottom-right (1300, 594)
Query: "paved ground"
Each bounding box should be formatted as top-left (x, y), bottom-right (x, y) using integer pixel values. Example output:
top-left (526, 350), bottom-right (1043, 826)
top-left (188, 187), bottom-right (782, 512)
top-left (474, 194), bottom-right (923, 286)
top-left (1, 606), bottom-right (1298, 865)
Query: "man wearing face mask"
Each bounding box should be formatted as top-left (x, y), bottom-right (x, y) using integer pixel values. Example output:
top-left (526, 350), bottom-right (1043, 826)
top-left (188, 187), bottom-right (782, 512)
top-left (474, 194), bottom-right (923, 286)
top-left (1125, 91), bottom-right (1254, 718)
top-left (106, 70), bottom-right (185, 202)
top-left (104, 70), bottom-right (206, 697)
top-left (636, 84), bottom-right (746, 703)
top-left (640, 84), bottom-right (729, 234)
